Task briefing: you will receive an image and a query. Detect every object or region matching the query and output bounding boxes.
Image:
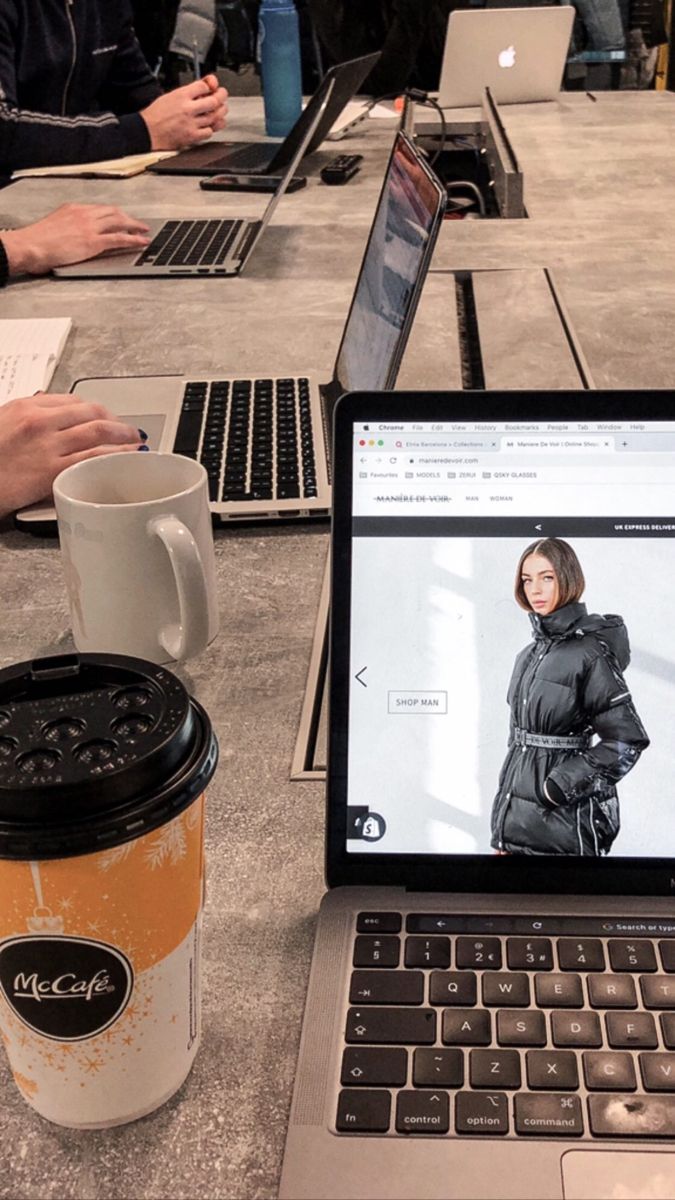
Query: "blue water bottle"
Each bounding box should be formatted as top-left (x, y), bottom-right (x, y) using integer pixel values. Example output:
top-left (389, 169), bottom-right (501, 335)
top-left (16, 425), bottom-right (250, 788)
top-left (258, 0), bottom-right (302, 138)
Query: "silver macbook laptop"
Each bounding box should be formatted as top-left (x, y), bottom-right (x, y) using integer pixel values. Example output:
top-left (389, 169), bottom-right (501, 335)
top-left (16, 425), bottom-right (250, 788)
top-left (280, 388), bottom-right (675, 1199)
top-left (53, 78), bottom-right (335, 280)
top-left (18, 135), bottom-right (445, 530)
top-left (438, 6), bottom-right (575, 109)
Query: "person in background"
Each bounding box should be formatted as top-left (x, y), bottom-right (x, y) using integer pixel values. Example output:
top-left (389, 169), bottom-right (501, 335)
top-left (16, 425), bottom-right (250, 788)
top-left (308, 0), bottom-right (458, 96)
top-left (0, 0), bottom-right (228, 174)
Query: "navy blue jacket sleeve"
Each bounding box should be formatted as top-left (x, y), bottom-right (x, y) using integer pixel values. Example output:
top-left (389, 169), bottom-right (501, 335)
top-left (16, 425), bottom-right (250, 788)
top-left (0, 6), bottom-right (159, 172)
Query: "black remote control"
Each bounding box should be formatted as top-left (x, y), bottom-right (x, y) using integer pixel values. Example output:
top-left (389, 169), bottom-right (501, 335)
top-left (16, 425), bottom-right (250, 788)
top-left (320, 153), bottom-right (364, 185)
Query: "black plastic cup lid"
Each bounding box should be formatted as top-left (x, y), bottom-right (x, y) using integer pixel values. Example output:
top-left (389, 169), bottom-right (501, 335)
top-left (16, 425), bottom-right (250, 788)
top-left (0, 653), bottom-right (218, 861)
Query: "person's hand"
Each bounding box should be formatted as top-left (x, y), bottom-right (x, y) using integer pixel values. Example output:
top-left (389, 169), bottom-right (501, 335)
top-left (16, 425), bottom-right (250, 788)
top-left (141, 75), bottom-right (228, 149)
top-left (2, 204), bottom-right (151, 276)
top-left (0, 394), bottom-right (146, 517)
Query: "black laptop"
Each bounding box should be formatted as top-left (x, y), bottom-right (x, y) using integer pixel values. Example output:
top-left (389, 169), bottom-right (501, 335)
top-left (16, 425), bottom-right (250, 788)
top-left (280, 387), bottom-right (675, 1199)
top-left (150, 53), bottom-right (380, 177)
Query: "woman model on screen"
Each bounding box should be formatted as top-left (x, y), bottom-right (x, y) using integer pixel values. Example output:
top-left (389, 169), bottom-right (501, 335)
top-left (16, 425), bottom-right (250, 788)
top-left (491, 537), bottom-right (649, 856)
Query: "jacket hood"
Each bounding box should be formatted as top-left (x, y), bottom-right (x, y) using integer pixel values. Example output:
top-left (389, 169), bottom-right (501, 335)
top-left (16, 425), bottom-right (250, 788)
top-left (529, 602), bottom-right (630, 668)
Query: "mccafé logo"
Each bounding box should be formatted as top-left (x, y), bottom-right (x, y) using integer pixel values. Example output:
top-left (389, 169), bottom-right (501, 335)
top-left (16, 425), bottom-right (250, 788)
top-left (0, 936), bottom-right (133, 1041)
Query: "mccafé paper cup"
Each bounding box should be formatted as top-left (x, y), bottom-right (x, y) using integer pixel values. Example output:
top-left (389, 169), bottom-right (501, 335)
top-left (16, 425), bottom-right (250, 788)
top-left (0, 653), bottom-right (218, 1128)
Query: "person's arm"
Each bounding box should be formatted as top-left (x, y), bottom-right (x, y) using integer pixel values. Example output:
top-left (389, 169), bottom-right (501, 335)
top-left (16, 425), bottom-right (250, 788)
top-left (543, 650), bottom-right (649, 807)
top-left (0, 395), bottom-right (146, 518)
top-left (0, 205), bottom-right (150, 280)
top-left (0, 8), bottom-right (153, 171)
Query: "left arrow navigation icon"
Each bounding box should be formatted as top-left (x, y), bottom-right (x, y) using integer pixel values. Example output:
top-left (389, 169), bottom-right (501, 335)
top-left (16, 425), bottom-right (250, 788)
top-left (355, 666), bottom-right (368, 687)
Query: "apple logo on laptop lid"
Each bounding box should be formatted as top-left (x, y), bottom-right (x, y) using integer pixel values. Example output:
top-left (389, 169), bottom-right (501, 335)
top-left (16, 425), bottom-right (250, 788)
top-left (498, 45), bottom-right (516, 69)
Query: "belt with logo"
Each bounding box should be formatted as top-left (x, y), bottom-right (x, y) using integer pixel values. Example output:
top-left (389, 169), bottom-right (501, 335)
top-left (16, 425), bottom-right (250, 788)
top-left (513, 727), bottom-right (591, 751)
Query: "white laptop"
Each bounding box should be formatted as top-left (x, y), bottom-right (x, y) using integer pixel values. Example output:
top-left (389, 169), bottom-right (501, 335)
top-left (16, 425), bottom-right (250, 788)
top-left (279, 387), bottom-right (675, 1199)
top-left (438, 6), bottom-right (575, 110)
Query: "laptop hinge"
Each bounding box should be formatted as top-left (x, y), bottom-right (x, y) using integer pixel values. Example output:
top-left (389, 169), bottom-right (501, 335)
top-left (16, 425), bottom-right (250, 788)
top-left (233, 220), bottom-right (262, 265)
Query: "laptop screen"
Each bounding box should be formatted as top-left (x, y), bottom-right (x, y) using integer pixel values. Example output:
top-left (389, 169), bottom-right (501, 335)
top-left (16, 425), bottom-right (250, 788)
top-left (332, 401), bottom-right (675, 889)
top-left (331, 135), bottom-right (445, 398)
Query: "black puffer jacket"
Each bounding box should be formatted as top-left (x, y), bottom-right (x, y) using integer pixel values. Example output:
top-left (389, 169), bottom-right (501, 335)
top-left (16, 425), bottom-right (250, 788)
top-left (491, 601), bottom-right (649, 857)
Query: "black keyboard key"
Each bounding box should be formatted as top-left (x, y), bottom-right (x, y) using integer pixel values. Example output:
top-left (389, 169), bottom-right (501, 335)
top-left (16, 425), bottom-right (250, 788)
top-left (557, 938), bottom-right (605, 971)
top-left (496, 1009), bottom-right (547, 1047)
top-left (346, 1007), bottom-right (436, 1045)
top-left (640, 1053), bottom-right (675, 1091)
top-left (413, 1048), bottom-right (463, 1088)
top-left (526, 1051), bottom-right (579, 1090)
top-left (583, 1051), bottom-right (637, 1091)
top-left (482, 973), bottom-right (529, 1007)
top-left (552, 1010), bottom-right (602, 1047)
top-left (429, 971), bottom-right (477, 1007)
top-left (661, 1014), bottom-right (675, 1049)
top-left (405, 937), bottom-right (451, 969)
top-left (641, 975), bottom-right (675, 1009)
top-left (606, 1011), bottom-right (658, 1048)
top-left (535, 973), bottom-right (583, 1008)
top-left (588, 973), bottom-right (637, 1009)
top-left (396, 1090), bottom-right (449, 1134)
top-left (456, 937), bottom-right (502, 970)
top-left (350, 971), bottom-right (424, 1006)
top-left (660, 940), bottom-right (675, 973)
top-left (455, 1091), bottom-right (508, 1135)
top-left (506, 937), bottom-right (553, 971)
top-left (588, 1093), bottom-right (675, 1137)
top-left (442, 1009), bottom-right (491, 1045)
top-left (336, 1089), bottom-right (390, 1132)
top-left (356, 912), bottom-right (402, 934)
top-left (470, 1049), bottom-right (521, 1089)
top-left (515, 1093), bottom-right (583, 1137)
top-left (353, 936), bottom-right (400, 969)
top-left (608, 939), bottom-right (657, 972)
top-left (341, 1047), bottom-right (407, 1087)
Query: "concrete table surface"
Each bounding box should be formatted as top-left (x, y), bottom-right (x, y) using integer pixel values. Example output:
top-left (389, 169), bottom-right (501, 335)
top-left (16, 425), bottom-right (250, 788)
top-left (1, 92), bottom-right (674, 1199)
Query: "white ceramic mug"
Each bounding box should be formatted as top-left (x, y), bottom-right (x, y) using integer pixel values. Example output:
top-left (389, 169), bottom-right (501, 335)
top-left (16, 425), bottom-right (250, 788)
top-left (53, 453), bottom-right (219, 663)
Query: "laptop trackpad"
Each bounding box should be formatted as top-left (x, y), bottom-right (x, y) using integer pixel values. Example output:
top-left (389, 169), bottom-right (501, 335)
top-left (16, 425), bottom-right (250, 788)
top-left (120, 413), bottom-right (166, 451)
top-left (562, 1150), bottom-right (675, 1198)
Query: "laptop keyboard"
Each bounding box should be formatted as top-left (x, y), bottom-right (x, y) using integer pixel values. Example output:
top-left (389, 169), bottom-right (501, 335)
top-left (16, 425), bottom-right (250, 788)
top-left (337, 913), bottom-right (675, 1139)
top-left (173, 378), bottom-right (319, 504)
top-left (137, 219), bottom-right (245, 268)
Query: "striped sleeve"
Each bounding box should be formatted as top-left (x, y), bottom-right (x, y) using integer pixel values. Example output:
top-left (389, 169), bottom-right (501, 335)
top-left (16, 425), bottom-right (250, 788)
top-left (0, 17), bottom-right (152, 172)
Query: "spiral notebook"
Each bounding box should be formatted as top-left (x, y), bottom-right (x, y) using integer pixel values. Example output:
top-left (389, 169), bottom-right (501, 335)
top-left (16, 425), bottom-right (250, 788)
top-left (0, 317), bottom-right (72, 404)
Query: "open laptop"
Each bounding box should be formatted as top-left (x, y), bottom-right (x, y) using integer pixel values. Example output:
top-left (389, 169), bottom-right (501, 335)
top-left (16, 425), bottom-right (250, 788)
top-left (280, 388), bottom-right (675, 1200)
top-left (150, 53), bottom-right (380, 177)
top-left (438, 7), bottom-right (575, 109)
top-left (53, 78), bottom-right (335, 280)
top-left (18, 135), bottom-right (445, 530)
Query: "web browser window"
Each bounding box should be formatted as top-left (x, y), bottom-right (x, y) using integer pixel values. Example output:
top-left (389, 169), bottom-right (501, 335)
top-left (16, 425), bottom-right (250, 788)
top-left (347, 420), bottom-right (675, 859)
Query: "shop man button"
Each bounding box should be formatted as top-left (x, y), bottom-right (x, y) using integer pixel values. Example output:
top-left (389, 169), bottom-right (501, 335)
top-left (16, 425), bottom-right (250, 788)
top-left (387, 691), bottom-right (448, 714)
top-left (396, 1090), bottom-right (449, 1134)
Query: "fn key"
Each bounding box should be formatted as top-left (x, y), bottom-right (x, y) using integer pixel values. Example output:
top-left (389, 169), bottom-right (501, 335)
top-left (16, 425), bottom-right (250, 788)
top-left (337, 1089), bottom-right (390, 1132)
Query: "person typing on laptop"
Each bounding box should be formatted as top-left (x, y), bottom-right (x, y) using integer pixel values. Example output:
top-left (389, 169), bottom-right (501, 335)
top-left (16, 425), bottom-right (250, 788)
top-left (0, 203), bottom-right (151, 281)
top-left (0, 395), bottom-right (147, 519)
top-left (0, 0), bottom-right (228, 173)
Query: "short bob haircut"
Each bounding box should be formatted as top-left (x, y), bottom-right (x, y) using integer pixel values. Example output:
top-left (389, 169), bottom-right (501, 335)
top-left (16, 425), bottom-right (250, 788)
top-left (514, 537), bottom-right (585, 612)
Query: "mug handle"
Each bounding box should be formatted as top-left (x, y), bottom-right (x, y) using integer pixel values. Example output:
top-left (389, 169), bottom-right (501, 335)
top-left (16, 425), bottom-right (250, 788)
top-left (147, 515), bottom-right (210, 661)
